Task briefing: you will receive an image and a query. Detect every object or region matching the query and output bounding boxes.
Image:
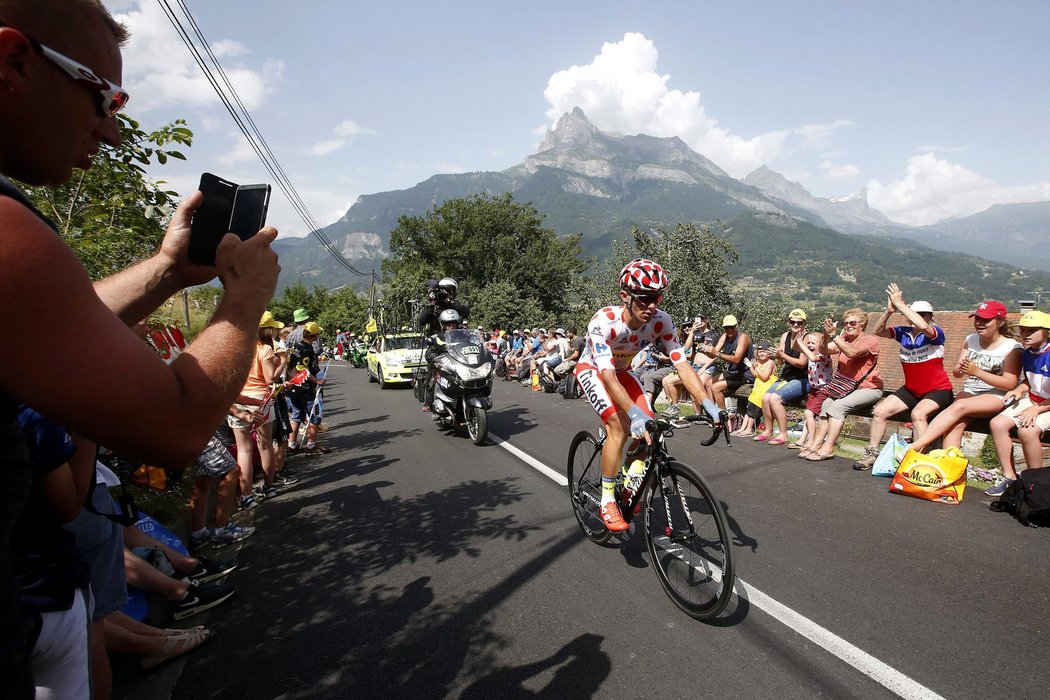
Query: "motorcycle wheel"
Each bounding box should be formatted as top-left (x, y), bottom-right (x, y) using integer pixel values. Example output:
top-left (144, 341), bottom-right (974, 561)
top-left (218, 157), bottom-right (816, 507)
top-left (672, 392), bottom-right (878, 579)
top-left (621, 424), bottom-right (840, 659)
top-left (466, 405), bottom-right (488, 446)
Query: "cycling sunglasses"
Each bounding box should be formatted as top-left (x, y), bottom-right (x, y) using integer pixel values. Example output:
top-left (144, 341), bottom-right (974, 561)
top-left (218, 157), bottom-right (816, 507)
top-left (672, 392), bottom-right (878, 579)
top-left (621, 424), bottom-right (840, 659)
top-left (627, 291), bottom-right (662, 307)
top-left (0, 21), bottom-right (129, 117)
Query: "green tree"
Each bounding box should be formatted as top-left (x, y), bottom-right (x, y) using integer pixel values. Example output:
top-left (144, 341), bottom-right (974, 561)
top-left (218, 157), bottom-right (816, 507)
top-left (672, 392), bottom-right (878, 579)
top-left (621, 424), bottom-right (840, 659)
top-left (383, 193), bottom-right (586, 325)
top-left (20, 114), bottom-right (193, 279)
top-left (316, 287), bottom-right (369, 336)
top-left (268, 282), bottom-right (313, 325)
top-left (584, 223), bottom-right (738, 323)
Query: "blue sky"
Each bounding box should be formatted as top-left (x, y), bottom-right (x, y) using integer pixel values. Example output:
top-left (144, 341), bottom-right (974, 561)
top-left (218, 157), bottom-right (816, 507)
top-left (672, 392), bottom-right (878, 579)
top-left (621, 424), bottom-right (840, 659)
top-left (109, 0), bottom-right (1050, 235)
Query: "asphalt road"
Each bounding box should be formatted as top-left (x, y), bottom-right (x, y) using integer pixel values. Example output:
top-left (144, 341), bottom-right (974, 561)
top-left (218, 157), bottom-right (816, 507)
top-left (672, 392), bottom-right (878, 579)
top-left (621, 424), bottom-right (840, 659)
top-left (171, 363), bottom-right (1050, 699)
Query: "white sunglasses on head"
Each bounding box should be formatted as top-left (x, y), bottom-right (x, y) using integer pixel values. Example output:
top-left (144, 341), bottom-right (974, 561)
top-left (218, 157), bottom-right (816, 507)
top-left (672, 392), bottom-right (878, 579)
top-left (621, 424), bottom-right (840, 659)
top-left (1, 21), bottom-right (129, 117)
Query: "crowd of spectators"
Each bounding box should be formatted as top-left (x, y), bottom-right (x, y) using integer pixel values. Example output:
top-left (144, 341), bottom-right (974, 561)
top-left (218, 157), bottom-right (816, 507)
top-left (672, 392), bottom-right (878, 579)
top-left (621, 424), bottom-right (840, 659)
top-left (0, 3), bottom-right (344, 695)
top-left (614, 289), bottom-right (1048, 497)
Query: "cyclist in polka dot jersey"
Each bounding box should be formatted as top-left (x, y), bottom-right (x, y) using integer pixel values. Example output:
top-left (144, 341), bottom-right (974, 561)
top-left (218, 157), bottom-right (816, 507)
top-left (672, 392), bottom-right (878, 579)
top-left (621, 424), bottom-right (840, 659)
top-left (575, 259), bottom-right (725, 531)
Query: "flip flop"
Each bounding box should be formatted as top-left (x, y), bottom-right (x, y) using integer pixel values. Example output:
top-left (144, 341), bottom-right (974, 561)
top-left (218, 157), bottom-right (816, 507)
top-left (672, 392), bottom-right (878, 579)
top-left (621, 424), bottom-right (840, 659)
top-left (753, 434), bottom-right (771, 442)
top-left (768, 437), bottom-right (787, 446)
top-left (787, 442), bottom-right (805, 450)
top-left (804, 453), bottom-right (835, 461)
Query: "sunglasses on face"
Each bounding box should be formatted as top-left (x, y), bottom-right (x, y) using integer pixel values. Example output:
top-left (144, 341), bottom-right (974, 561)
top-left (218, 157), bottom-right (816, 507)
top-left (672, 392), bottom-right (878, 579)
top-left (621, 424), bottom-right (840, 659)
top-left (843, 320), bottom-right (861, 327)
top-left (627, 291), bottom-right (662, 307)
top-left (788, 320), bottom-right (805, 326)
top-left (0, 22), bottom-right (129, 117)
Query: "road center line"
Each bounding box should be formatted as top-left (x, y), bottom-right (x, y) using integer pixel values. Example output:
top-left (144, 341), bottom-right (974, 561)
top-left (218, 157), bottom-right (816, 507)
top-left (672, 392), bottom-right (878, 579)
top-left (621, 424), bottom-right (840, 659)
top-left (490, 434), bottom-right (568, 486)
top-left (490, 431), bottom-right (945, 700)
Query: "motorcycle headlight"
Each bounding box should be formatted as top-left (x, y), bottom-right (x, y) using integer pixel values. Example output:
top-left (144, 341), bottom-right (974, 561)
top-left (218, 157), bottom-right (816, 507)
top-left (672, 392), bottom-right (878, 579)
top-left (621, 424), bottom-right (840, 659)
top-left (456, 363), bottom-right (492, 380)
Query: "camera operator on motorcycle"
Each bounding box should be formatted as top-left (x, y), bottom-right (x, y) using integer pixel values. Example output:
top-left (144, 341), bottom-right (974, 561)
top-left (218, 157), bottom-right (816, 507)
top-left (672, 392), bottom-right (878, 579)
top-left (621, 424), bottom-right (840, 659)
top-left (576, 258), bottom-right (727, 531)
top-left (417, 277), bottom-right (470, 335)
top-left (422, 308), bottom-right (463, 412)
top-left (417, 278), bottom-right (470, 412)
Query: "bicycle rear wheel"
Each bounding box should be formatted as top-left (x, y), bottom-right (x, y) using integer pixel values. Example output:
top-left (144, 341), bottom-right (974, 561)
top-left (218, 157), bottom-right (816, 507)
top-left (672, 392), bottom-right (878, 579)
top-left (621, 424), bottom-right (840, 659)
top-left (644, 460), bottom-right (734, 619)
top-left (567, 431), bottom-right (612, 545)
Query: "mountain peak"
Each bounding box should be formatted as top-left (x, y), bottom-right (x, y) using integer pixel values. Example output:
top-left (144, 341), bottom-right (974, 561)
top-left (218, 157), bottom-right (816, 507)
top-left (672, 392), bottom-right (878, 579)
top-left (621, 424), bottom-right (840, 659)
top-left (538, 107), bottom-right (603, 152)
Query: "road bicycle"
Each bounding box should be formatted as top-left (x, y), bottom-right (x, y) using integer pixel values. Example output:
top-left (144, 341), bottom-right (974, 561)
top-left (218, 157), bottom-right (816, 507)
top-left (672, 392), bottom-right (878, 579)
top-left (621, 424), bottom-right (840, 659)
top-left (567, 417), bottom-right (735, 619)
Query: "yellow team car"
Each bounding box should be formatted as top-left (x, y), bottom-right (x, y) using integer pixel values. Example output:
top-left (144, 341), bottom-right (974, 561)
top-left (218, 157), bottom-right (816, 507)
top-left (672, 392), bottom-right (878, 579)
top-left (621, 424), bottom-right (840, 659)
top-left (366, 332), bottom-right (426, 389)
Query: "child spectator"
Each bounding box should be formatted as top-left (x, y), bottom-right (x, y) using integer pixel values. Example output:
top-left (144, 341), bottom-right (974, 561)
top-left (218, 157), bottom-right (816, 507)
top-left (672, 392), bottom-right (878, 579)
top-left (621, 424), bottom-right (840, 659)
top-left (987, 310), bottom-right (1050, 495)
top-left (733, 341), bottom-right (776, 437)
top-left (794, 332), bottom-right (834, 451)
top-left (287, 322), bottom-right (330, 455)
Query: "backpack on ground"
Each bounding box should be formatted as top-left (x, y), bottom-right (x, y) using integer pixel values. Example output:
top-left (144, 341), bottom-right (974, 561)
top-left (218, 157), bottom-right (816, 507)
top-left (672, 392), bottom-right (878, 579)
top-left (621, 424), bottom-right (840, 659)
top-left (539, 371), bottom-right (559, 393)
top-left (990, 468), bottom-right (1050, 527)
top-left (515, 361), bottom-right (531, 381)
top-left (559, 374), bottom-right (581, 399)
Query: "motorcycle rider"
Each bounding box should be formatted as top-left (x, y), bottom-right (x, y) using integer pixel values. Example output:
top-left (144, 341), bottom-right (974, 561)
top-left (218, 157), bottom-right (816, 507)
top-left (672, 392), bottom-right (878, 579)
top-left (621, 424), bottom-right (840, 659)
top-left (417, 277), bottom-right (470, 335)
top-left (423, 309), bottom-right (463, 413)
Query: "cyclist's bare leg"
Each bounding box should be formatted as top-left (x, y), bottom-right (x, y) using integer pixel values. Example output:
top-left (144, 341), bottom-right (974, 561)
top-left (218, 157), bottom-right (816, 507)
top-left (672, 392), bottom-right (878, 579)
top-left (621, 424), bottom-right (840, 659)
top-left (602, 412), bottom-right (630, 479)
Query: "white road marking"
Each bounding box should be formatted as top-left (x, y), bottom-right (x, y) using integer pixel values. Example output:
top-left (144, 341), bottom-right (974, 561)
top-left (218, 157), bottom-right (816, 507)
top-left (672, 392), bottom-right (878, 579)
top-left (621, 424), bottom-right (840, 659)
top-left (490, 431), bottom-right (946, 700)
top-left (490, 434), bottom-right (568, 486)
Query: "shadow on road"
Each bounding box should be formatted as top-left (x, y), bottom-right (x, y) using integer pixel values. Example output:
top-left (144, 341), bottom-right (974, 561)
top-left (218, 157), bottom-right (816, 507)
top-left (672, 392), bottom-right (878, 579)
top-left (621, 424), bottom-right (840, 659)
top-left (175, 476), bottom-right (589, 698)
top-left (488, 406), bottom-right (537, 438)
top-left (459, 633), bottom-right (611, 699)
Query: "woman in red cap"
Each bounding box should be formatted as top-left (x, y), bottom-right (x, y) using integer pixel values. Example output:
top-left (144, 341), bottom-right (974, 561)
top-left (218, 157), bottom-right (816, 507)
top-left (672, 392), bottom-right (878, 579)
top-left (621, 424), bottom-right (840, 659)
top-left (907, 300), bottom-right (1021, 453)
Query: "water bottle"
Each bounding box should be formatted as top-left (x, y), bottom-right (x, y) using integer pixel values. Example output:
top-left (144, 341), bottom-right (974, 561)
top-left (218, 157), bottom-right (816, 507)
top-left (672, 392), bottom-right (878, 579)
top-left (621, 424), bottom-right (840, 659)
top-left (624, 459), bottom-right (646, 491)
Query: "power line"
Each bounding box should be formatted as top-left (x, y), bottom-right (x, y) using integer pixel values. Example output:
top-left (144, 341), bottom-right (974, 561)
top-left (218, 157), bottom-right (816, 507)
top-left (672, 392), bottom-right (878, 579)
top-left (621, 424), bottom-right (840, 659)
top-left (156, 0), bottom-right (369, 277)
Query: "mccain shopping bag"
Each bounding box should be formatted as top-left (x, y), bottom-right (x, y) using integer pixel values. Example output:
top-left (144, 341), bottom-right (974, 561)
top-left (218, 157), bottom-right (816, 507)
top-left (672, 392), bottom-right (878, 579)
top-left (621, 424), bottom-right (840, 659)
top-left (889, 448), bottom-right (968, 505)
top-left (872, 434), bottom-right (909, 477)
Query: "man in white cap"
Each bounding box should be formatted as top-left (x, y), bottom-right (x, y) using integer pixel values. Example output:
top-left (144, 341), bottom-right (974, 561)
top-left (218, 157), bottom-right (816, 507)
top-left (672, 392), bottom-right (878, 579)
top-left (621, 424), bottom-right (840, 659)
top-left (854, 283), bottom-right (954, 470)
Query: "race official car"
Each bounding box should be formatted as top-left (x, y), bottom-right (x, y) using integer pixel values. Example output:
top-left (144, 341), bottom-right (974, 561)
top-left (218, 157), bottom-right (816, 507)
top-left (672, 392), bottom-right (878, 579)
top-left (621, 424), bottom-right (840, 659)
top-left (366, 332), bottom-right (426, 389)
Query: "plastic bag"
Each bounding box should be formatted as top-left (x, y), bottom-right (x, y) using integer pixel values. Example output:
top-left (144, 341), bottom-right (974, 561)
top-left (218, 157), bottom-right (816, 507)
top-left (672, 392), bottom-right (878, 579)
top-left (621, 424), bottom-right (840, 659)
top-left (889, 448), bottom-right (968, 505)
top-left (872, 434), bottom-right (909, 477)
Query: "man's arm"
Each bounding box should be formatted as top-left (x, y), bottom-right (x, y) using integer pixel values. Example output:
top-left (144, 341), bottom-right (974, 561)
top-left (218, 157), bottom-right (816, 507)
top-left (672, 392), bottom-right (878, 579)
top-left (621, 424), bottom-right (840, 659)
top-left (0, 199), bottom-right (280, 469)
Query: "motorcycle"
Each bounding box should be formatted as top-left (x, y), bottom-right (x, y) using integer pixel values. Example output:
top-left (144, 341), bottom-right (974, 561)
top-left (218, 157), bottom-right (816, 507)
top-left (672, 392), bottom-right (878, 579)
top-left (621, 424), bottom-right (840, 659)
top-left (413, 328), bottom-right (494, 445)
top-left (349, 340), bottom-right (367, 368)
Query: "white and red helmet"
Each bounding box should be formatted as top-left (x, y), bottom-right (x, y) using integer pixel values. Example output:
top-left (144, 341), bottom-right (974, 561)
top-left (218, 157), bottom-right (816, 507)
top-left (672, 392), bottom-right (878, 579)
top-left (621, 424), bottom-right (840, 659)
top-left (619, 258), bottom-right (668, 294)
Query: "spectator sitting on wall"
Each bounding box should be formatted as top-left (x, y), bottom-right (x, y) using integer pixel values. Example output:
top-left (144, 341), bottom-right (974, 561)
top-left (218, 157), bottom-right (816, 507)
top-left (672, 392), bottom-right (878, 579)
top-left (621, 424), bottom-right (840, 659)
top-left (852, 285), bottom-right (954, 470)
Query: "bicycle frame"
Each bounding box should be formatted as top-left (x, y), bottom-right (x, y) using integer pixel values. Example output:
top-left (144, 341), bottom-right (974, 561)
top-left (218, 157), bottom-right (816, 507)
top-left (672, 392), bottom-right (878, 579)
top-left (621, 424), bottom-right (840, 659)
top-left (595, 421), bottom-right (683, 527)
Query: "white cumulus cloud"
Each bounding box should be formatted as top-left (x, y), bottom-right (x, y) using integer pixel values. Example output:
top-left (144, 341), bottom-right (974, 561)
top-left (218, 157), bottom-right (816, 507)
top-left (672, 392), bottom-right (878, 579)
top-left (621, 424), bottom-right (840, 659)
top-left (308, 120), bottom-right (375, 157)
top-left (867, 153), bottom-right (1050, 226)
top-left (114, 1), bottom-right (280, 114)
top-left (542, 32), bottom-right (850, 177)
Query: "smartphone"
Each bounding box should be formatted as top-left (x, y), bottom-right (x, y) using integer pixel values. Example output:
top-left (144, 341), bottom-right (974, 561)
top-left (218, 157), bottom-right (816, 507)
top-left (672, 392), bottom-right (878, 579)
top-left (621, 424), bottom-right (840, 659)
top-left (188, 173), bottom-right (271, 265)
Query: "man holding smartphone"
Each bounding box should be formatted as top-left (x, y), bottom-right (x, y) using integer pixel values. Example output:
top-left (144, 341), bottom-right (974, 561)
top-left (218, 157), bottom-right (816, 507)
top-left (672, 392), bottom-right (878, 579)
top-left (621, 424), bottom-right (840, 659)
top-left (0, 2), bottom-right (280, 695)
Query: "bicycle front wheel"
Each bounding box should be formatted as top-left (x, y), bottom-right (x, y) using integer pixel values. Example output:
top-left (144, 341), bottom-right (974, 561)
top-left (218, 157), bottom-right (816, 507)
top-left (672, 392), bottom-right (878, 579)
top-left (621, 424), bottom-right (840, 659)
top-left (567, 430), bottom-right (612, 545)
top-left (644, 460), bottom-right (734, 619)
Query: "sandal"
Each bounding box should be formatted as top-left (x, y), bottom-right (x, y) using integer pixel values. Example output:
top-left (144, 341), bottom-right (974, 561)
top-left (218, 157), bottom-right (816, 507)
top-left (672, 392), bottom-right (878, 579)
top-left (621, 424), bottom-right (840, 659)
top-left (804, 452), bottom-right (835, 462)
top-left (753, 434), bottom-right (771, 442)
top-left (787, 442), bottom-right (806, 450)
top-left (768, 437), bottom-right (787, 446)
top-left (141, 628), bottom-right (210, 670)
